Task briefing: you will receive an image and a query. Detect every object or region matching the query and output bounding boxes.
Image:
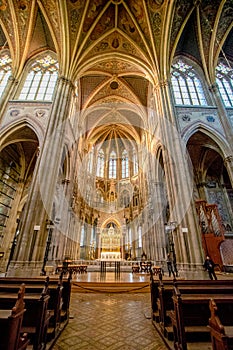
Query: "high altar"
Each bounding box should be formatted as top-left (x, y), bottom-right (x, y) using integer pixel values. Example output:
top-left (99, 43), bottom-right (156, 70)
top-left (100, 224), bottom-right (122, 260)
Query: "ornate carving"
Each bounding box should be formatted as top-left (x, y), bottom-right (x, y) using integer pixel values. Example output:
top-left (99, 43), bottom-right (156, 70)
top-left (35, 110), bottom-right (46, 118)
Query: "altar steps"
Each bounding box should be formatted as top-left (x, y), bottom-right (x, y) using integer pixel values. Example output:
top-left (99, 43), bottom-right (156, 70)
top-left (72, 281), bottom-right (150, 293)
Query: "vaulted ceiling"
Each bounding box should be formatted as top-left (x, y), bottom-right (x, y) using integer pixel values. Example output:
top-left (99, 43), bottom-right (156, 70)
top-left (1, 0), bottom-right (233, 144)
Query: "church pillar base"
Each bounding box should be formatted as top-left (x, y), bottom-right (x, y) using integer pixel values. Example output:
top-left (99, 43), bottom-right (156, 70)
top-left (6, 260), bottom-right (43, 277)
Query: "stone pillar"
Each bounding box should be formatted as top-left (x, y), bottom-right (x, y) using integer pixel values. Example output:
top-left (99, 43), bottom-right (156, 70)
top-left (0, 76), bottom-right (18, 120)
top-left (7, 77), bottom-right (74, 276)
top-left (154, 79), bottom-right (203, 269)
top-left (151, 181), bottom-right (167, 262)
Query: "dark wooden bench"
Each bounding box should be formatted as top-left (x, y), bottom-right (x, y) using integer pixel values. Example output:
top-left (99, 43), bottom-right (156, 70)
top-left (157, 281), bottom-right (174, 339)
top-left (209, 298), bottom-right (233, 350)
top-left (0, 283), bottom-right (29, 350)
top-left (171, 281), bottom-right (233, 350)
top-left (0, 272), bottom-right (72, 324)
top-left (0, 279), bottom-right (51, 350)
top-left (151, 279), bottom-right (233, 343)
top-left (150, 276), bottom-right (173, 322)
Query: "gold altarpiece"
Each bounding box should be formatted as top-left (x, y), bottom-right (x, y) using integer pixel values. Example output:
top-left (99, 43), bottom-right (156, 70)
top-left (99, 224), bottom-right (122, 260)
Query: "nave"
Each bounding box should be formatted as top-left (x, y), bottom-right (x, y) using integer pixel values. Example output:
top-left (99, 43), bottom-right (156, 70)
top-left (53, 269), bottom-right (233, 350)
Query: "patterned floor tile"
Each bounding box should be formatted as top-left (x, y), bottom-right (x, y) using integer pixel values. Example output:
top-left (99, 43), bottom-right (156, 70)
top-left (53, 292), bottom-right (168, 350)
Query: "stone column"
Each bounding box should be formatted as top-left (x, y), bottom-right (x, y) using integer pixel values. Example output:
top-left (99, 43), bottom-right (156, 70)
top-left (0, 76), bottom-right (18, 120)
top-left (8, 77), bottom-right (74, 276)
top-left (154, 79), bottom-right (203, 270)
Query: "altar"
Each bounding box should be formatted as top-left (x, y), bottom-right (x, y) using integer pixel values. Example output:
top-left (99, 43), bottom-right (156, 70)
top-left (100, 223), bottom-right (122, 260)
top-left (100, 252), bottom-right (121, 260)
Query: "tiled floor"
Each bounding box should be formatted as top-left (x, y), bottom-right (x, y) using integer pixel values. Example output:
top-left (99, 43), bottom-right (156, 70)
top-left (52, 271), bottom-right (167, 350)
top-left (53, 291), bottom-right (167, 350)
top-left (52, 270), bottom-right (233, 350)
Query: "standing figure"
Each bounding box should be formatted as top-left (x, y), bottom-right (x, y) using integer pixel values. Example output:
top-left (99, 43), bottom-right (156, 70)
top-left (166, 254), bottom-right (175, 278)
top-left (203, 255), bottom-right (217, 280)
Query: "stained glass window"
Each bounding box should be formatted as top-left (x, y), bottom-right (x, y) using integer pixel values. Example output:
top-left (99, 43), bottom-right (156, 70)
top-left (19, 54), bottom-right (58, 101)
top-left (109, 151), bottom-right (117, 179)
top-left (97, 149), bottom-right (104, 177)
top-left (0, 54), bottom-right (12, 98)
top-left (171, 59), bottom-right (207, 106)
top-left (122, 149), bottom-right (129, 178)
top-left (216, 61), bottom-right (233, 107)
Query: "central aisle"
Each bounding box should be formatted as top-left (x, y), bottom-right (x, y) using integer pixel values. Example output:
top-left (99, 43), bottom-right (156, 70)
top-left (53, 291), bottom-right (168, 350)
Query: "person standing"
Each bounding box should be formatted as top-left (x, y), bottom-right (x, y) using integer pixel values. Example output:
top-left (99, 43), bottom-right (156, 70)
top-left (167, 253), bottom-right (175, 278)
top-left (203, 255), bottom-right (217, 280)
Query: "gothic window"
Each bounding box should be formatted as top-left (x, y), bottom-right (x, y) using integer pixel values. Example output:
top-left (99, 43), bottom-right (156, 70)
top-left (0, 53), bottom-right (12, 98)
top-left (122, 149), bottom-right (129, 178)
top-left (19, 54), bottom-right (58, 101)
top-left (216, 61), bottom-right (233, 107)
top-left (109, 150), bottom-right (117, 179)
top-left (96, 149), bottom-right (104, 177)
top-left (171, 59), bottom-right (207, 106)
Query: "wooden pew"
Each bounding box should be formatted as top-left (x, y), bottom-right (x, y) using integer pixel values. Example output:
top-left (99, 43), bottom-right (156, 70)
top-left (0, 272), bottom-right (72, 325)
top-left (0, 279), bottom-right (51, 350)
top-left (157, 281), bottom-right (174, 339)
top-left (151, 279), bottom-right (233, 344)
top-left (0, 284), bottom-right (29, 350)
top-left (0, 272), bottom-right (72, 347)
top-left (171, 281), bottom-right (233, 350)
top-left (209, 298), bottom-right (233, 350)
top-left (150, 275), bottom-right (173, 322)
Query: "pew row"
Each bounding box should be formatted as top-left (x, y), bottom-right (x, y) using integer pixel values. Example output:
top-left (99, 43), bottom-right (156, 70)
top-left (0, 282), bottom-right (51, 350)
top-left (209, 298), bottom-right (233, 350)
top-left (171, 281), bottom-right (233, 350)
top-left (0, 274), bottom-right (72, 349)
top-left (0, 273), bottom-right (72, 323)
top-left (150, 278), bottom-right (233, 349)
top-left (0, 284), bottom-right (29, 350)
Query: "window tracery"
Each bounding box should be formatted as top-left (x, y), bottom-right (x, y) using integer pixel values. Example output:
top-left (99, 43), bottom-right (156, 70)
top-left (0, 53), bottom-right (12, 98)
top-left (19, 54), bottom-right (58, 101)
top-left (171, 59), bottom-right (207, 106)
top-left (109, 150), bottom-right (117, 179)
top-left (122, 149), bottom-right (129, 178)
top-left (97, 148), bottom-right (105, 177)
top-left (216, 61), bottom-right (233, 107)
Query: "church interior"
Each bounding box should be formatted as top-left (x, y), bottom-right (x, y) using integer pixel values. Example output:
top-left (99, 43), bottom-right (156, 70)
top-left (0, 0), bottom-right (233, 349)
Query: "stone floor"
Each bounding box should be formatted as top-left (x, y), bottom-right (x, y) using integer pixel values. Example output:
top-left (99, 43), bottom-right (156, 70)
top-left (53, 291), bottom-right (167, 350)
top-left (52, 269), bottom-right (233, 350)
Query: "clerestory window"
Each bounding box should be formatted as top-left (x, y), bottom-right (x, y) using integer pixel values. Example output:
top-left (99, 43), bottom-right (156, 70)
top-left (96, 149), bottom-right (105, 177)
top-left (171, 59), bottom-right (207, 106)
top-left (0, 53), bottom-right (12, 99)
top-left (216, 61), bottom-right (233, 107)
top-left (122, 149), bottom-right (129, 178)
top-left (109, 151), bottom-right (117, 179)
top-left (19, 54), bottom-right (58, 101)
